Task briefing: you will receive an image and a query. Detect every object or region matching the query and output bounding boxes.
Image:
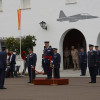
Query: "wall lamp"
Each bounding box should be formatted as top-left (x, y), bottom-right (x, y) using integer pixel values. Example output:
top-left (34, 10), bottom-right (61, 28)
top-left (39, 21), bottom-right (47, 30)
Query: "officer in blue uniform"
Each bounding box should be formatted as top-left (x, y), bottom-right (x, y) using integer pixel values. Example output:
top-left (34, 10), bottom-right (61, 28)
top-left (79, 48), bottom-right (87, 76)
top-left (95, 46), bottom-right (100, 75)
top-left (88, 44), bottom-right (96, 83)
top-left (0, 46), bottom-right (7, 89)
top-left (43, 41), bottom-right (54, 79)
top-left (53, 48), bottom-right (61, 79)
top-left (27, 48), bottom-right (37, 83)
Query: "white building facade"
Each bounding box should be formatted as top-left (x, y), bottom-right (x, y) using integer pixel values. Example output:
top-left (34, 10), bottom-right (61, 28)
top-left (0, 0), bottom-right (100, 71)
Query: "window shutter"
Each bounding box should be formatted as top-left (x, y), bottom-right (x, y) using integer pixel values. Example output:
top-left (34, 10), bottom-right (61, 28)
top-left (0, 0), bottom-right (2, 11)
top-left (66, 0), bottom-right (77, 4)
top-left (21, 0), bottom-right (31, 9)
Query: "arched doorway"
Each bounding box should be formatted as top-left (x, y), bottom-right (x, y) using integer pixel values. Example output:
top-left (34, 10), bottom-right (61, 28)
top-left (63, 29), bottom-right (86, 69)
top-left (97, 33), bottom-right (100, 49)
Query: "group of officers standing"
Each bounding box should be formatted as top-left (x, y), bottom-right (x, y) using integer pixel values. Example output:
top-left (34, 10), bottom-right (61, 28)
top-left (64, 44), bottom-right (100, 83)
top-left (1, 42), bottom-right (100, 89)
top-left (27, 41), bottom-right (61, 83)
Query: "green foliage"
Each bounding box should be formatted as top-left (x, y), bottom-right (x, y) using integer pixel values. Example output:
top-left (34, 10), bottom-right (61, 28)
top-left (5, 35), bottom-right (36, 55)
top-left (22, 35), bottom-right (37, 55)
top-left (5, 37), bottom-right (20, 54)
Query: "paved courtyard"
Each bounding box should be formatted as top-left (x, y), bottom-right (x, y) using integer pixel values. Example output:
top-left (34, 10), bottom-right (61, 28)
top-left (37, 69), bottom-right (90, 78)
top-left (0, 70), bottom-right (100, 100)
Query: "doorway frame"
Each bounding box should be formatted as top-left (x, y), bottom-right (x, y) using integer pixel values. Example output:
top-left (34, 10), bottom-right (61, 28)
top-left (59, 28), bottom-right (87, 70)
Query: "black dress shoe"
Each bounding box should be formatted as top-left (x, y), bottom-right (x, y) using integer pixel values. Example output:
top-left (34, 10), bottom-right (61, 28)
top-left (0, 87), bottom-right (7, 89)
top-left (80, 75), bottom-right (85, 76)
top-left (46, 78), bottom-right (52, 79)
top-left (89, 81), bottom-right (93, 83)
top-left (27, 82), bottom-right (31, 83)
top-left (89, 81), bottom-right (96, 83)
top-left (92, 81), bottom-right (96, 83)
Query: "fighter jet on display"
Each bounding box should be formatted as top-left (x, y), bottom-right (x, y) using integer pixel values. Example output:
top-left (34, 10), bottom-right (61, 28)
top-left (57, 10), bottom-right (99, 22)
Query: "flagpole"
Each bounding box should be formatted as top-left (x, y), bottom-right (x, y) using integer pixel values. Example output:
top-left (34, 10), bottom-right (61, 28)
top-left (20, 29), bottom-right (21, 59)
top-left (18, 9), bottom-right (23, 75)
top-left (19, 29), bottom-right (23, 75)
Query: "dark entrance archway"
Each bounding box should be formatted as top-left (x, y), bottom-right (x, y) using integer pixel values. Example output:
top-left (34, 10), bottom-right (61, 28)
top-left (63, 29), bottom-right (86, 69)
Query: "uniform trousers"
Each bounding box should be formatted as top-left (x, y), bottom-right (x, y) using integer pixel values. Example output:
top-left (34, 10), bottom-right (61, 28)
top-left (54, 67), bottom-right (60, 78)
top-left (72, 58), bottom-right (79, 69)
top-left (95, 65), bottom-right (100, 75)
top-left (10, 64), bottom-right (16, 77)
top-left (28, 66), bottom-right (35, 82)
top-left (89, 67), bottom-right (96, 82)
top-left (80, 63), bottom-right (87, 75)
top-left (64, 57), bottom-right (69, 69)
top-left (45, 61), bottom-right (52, 79)
top-left (0, 69), bottom-right (5, 88)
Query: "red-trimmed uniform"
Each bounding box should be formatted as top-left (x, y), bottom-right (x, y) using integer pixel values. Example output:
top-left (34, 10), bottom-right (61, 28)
top-left (43, 46), bottom-right (54, 79)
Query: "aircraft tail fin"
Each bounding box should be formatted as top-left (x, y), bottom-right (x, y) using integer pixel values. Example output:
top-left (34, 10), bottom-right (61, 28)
top-left (59, 10), bottom-right (66, 18)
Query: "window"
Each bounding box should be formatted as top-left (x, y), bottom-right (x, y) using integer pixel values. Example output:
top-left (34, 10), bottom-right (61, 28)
top-left (0, 0), bottom-right (2, 11)
top-left (66, 0), bottom-right (77, 4)
top-left (20, 0), bottom-right (31, 9)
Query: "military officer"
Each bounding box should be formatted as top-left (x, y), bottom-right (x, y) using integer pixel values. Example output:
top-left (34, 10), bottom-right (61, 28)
top-left (71, 46), bottom-right (79, 70)
top-left (88, 44), bottom-right (96, 83)
top-left (27, 48), bottom-right (37, 83)
top-left (53, 48), bottom-right (61, 79)
top-left (95, 46), bottom-right (100, 75)
top-left (0, 46), bottom-right (7, 89)
top-left (79, 48), bottom-right (87, 76)
top-left (43, 41), bottom-right (54, 79)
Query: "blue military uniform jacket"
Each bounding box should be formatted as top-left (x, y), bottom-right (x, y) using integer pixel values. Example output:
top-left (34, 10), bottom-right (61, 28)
top-left (43, 46), bottom-right (54, 62)
top-left (27, 53), bottom-right (37, 67)
top-left (95, 50), bottom-right (100, 66)
top-left (53, 53), bottom-right (61, 68)
top-left (0, 51), bottom-right (7, 69)
top-left (79, 51), bottom-right (87, 64)
top-left (88, 50), bottom-right (96, 67)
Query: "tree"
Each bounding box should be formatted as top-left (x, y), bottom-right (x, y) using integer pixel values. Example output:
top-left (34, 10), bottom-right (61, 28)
top-left (5, 37), bottom-right (20, 54)
top-left (22, 35), bottom-right (37, 55)
top-left (5, 35), bottom-right (37, 55)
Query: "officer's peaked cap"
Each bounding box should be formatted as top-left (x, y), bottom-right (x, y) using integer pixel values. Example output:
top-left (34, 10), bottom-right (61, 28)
top-left (28, 48), bottom-right (33, 51)
top-left (95, 46), bottom-right (99, 48)
top-left (44, 41), bottom-right (49, 43)
top-left (80, 47), bottom-right (84, 49)
top-left (2, 46), bottom-right (6, 51)
top-left (2, 46), bottom-right (6, 49)
top-left (89, 44), bottom-right (94, 47)
top-left (53, 48), bottom-right (58, 50)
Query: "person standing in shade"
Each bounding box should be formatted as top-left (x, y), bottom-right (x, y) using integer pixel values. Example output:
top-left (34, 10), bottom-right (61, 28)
top-left (79, 48), bottom-right (87, 76)
top-left (64, 47), bottom-right (70, 69)
top-left (88, 44), bottom-right (96, 83)
top-left (95, 46), bottom-right (100, 75)
top-left (53, 48), bottom-right (61, 79)
top-left (0, 46), bottom-right (7, 89)
top-left (9, 50), bottom-right (16, 77)
top-left (27, 49), bottom-right (37, 83)
top-left (71, 46), bottom-right (79, 70)
top-left (43, 41), bottom-right (54, 79)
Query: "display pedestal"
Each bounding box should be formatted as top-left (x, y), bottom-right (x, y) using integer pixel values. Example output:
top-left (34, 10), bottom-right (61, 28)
top-left (33, 78), bottom-right (69, 85)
